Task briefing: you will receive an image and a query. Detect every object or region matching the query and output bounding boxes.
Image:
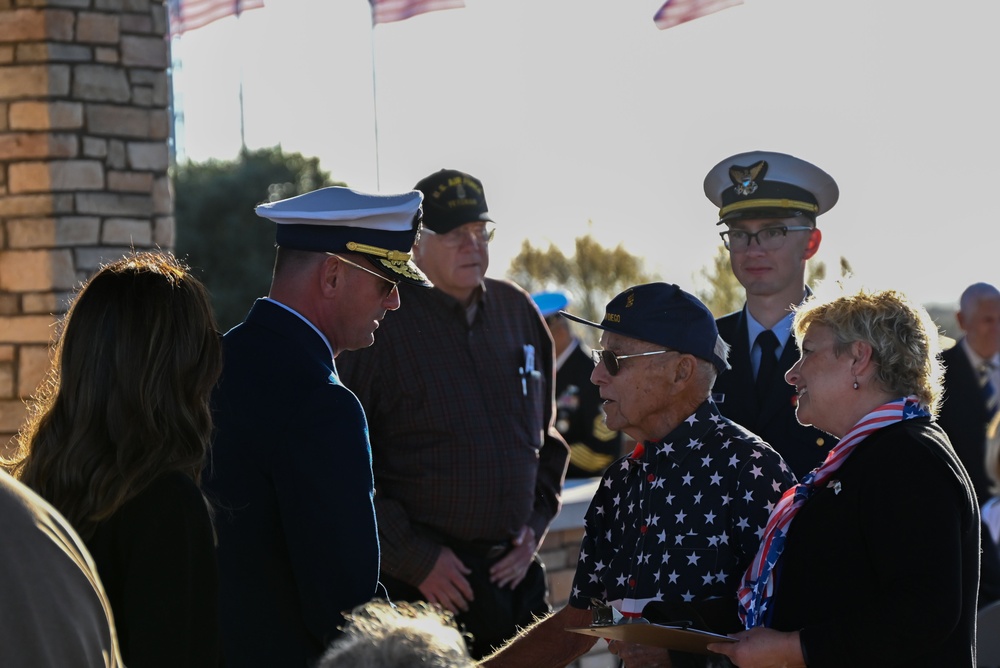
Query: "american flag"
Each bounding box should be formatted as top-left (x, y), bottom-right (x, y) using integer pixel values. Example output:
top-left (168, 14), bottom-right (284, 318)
top-left (653, 0), bottom-right (742, 31)
top-left (168, 0), bottom-right (264, 37)
top-left (371, 0), bottom-right (465, 25)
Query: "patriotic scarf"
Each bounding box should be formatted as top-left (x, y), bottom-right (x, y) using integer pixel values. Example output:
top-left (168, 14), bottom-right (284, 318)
top-left (737, 395), bottom-right (930, 628)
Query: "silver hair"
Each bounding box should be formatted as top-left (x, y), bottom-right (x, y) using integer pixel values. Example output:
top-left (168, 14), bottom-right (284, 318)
top-left (318, 600), bottom-right (474, 668)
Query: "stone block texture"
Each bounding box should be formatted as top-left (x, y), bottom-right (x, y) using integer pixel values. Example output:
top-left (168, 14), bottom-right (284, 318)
top-left (0, 0), bottom-right (174, 448)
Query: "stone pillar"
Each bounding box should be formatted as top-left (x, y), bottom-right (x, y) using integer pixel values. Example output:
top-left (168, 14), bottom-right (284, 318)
top-left (0, 0), bottom-right (173, 450)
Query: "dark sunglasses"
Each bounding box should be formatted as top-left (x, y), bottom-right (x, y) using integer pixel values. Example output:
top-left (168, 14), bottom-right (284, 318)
top-left (591, 348), bottom-right (678, 376)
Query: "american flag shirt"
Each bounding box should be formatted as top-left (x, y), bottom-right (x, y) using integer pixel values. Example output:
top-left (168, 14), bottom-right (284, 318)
top-left (569, 400), bottom-right (795, 617)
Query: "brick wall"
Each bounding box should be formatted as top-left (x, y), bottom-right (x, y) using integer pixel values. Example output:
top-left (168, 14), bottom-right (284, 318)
top-left (0, 0), bottom-right (173, 449)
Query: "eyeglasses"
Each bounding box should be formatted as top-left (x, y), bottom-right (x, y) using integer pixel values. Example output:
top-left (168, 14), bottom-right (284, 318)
top-left (719, 225), bottom-right (813, 252)
top-left (420, 222), bottom-right (496, 248)
top-left (328, 253), bottom-right (399, 297)
top-left (591, 348), bottom-right (678, 376)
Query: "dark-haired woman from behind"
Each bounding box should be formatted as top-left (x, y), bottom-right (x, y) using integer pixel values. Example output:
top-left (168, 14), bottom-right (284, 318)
top-left (6, 252), bottom-right (223, 668)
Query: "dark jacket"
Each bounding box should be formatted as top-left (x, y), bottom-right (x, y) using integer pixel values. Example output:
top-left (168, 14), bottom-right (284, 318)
top-left (558, 341), bottom-right (623, 478)
top-left (714, 308), bottom-right (835, 479)
top-left (771, 419), bottom-right (978, 667)
top-left (938, 341), bottom-right (994, 503)
top-left (206, 299), bottom-right (380, 668)
top-left (87, 472), bottom-right (219, 668)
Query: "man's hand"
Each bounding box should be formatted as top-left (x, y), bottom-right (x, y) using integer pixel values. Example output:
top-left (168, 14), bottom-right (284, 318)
top-left (417, 547), bottom-right (474, 614)
top-left (607, 640), bottom-right (673, 667)
top-left (489, 525), bottom-right (537, 589)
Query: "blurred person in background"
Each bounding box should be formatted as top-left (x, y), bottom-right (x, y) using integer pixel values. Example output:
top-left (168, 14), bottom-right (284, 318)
top-left (0, 468), bottom-right (123, 667)
top-left (938, 281), bottom-right (1000, 504)
top-left (532, 290), bottom-right (625, 478)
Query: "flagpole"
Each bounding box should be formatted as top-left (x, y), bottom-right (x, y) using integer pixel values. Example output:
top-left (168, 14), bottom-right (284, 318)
top-left (369, 3), bottom-right (382, 191)
top-left (237, 3), bottom-right (247, 156)
top-left (168, 34), bottom-right (184, 167)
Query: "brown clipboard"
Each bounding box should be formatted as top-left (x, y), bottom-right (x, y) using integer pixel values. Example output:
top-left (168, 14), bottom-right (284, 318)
top-left (566, 623), bottom-right (737, 655)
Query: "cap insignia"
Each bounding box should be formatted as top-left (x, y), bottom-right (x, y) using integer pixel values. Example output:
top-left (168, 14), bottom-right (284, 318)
top-left (376, 257), bottom-right (424, 282)
top-left (626, 292), bottom-right (635, 308)
top-left (729, 160), bottom-right (768, 197)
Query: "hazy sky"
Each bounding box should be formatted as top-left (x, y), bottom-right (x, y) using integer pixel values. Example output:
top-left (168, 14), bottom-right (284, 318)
top-left (170, 0), bottom-right (1000, 309)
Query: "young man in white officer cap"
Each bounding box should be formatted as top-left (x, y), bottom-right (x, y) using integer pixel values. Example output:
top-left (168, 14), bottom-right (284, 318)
top-left (206, 186), bottom-right (430, 668)
top-left (704, 150), bottom-right (839, 479)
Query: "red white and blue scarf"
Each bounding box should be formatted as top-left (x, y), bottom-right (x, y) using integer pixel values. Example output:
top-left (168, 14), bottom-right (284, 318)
top-left (737, 395), bottom-right (930, 628)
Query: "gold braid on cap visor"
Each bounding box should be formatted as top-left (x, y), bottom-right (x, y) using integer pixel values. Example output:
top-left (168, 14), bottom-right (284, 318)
top-left (719, 198), bottom-right (819, 218)
top-left (346, 241), bottom-right (426, 282)
top-left (346, 241), bottom-right (412, 262)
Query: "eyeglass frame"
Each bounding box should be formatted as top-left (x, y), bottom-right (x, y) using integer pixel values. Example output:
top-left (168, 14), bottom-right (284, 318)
top-left (591, 348), bottom-right (679, 376)
top-left (419, 221), bottom-right (496, 248)
top-left (327, 253), bottom-right (400, 297)
top-left (719, 225), bottom-right (814, 252)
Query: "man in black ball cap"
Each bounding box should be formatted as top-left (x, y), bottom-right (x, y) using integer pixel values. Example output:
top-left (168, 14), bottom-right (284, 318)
top-left (704, 150), bottom-right (840, 479)
top-left (480, 283), bottom-right (794, 668)
top-left (336, 168), bottom-right (569, 659)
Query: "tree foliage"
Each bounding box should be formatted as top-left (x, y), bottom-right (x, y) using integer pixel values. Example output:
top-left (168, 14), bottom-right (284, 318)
top-left (507, 232), bottom-right (656, 328)
top-left (696, 246), bottom-right (744, 318)
top-left (173, 147), bottom-right (340, 330)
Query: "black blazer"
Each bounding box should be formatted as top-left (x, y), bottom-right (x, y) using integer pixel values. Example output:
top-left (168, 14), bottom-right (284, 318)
top-left (713, 308), bottom-right (835, 480)
top-left (207, 299), bottom-right (380, 668)
top-left (772, 419), bottom-right (978, 667)
top-left (938, 341), bottom-right (994, 503)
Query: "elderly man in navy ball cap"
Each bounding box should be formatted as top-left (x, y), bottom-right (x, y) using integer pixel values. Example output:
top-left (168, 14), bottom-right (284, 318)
top-left (337, 168), bottom-right (569, 660)
top-left (704, 150), bottom-right (840, 480)
top-left (481, 283), bottom-right (794, 668)
top-left (206, 186), bottom-right (428, 668)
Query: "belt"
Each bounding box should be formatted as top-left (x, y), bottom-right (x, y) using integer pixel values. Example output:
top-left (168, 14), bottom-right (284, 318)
top-left (446, 539), bottom-right (510, 561)
top-left (417, 524), bottom-right (511, 561)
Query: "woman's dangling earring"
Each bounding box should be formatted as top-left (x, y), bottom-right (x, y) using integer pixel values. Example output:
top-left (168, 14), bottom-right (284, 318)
top-left (853, 377), bottom-right (859, 390)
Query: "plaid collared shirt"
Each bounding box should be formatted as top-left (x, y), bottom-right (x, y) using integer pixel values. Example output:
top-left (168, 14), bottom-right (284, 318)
top-left (337, 278), bottom-right (569, 585)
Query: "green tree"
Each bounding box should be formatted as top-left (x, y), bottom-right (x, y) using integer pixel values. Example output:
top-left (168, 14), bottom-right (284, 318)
top-left (173, 147), bottom-right (340, 330)
top-left (696, 246), bottom-right (744, 318)
top-left (507, 232), bottom-right (656, 328)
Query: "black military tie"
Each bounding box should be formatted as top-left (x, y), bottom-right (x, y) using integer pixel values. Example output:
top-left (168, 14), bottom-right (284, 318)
top-left (755, 330), bottom-right (780, 399)
top-left (980, 362), bottom-right (999, 420)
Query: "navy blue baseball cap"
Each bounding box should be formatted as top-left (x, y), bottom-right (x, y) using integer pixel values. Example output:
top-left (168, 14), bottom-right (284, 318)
top-left (255, 186), bottom-right (431, 287)
top-left (561, 283), bottom-right (730, 373)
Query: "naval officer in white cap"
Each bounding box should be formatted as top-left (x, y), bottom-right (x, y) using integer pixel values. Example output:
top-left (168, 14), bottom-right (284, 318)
top-left (206, 186), bottom-right (429, 668)
top-left (704, 150), bottom-right (840, 480)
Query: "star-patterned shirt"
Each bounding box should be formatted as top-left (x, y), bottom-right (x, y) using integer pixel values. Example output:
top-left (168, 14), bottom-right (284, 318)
top-left (569, 399), bottom-right (795, 621)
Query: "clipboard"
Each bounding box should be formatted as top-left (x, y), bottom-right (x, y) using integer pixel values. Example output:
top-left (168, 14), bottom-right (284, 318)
top-left (566, 622), bottom-right (736, 655)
